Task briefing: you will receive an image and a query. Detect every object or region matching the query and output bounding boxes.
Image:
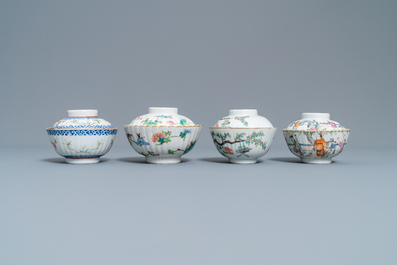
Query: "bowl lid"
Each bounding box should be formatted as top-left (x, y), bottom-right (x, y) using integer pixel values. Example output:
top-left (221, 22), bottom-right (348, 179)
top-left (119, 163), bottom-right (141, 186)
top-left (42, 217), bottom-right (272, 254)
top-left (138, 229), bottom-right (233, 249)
top-left (52, 109), bottom-right (113, 129)
top-left (213, 109), bottom-right (274, 128)
top-left (129, 107), bottom-right (196, 126)
top-left (286, 113), bottom-right (346, 130)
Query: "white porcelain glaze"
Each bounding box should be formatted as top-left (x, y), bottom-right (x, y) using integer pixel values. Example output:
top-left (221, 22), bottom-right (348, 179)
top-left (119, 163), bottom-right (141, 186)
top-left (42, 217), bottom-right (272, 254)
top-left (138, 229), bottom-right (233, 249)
top-left (47, 109), bottom-right (117, 164)
top-left (129, 107), bottom-right (195, 126)
top-left (125, 125), bottom-right (201, 164)
top-left (124, 107), bottom-right (202, 164)
top-left (53, 109), bottom-right (112, 129)
top-left (210, 127), bottom-right (277, 164)
top-left (214, 109), bottom-right (273, 128)
top-left (283, 113), bottom-right (350, 164)
top-left (286, 113), bottom-right (345, 131)
top-left (210, 109), bottom-right (276, 164)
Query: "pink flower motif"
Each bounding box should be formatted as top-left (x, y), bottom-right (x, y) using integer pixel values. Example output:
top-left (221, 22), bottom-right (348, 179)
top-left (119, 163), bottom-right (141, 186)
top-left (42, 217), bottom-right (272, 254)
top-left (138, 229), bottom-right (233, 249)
top-left (167, 121), bottom-right (176, 125)
top-left (152, 132), bottom-right (166, 143)
top-left (328, 121), bottom-right (336, 127)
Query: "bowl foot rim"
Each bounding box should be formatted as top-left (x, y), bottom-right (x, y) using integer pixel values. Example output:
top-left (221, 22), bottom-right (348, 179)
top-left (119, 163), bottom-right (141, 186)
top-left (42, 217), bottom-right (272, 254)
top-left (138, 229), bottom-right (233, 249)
top-left (301, 157), bottom-right (332, 164)
top-left (145, 156), bottom-right (182, 164)
top-left (229, 158), bottom-right (257, 164)
top-left (65, 157), bottom-right (100, 164)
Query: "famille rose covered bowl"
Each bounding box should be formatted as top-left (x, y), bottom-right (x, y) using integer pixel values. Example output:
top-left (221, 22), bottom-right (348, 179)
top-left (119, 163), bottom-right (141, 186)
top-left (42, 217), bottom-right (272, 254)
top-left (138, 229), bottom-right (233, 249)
top-left (209, 109), bottom-right (277, 164)
top-left (46, 109), bottom-right (118, 164)
top-left (282, 113), bottom-right (350, 164)
top-left (124, 107), bottom-right (202, 164)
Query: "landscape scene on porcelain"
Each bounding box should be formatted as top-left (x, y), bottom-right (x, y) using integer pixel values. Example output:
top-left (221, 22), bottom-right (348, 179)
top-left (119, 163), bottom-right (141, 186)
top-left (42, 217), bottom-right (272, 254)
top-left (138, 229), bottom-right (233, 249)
top-left (210, 128), bottom-right (276, 162)
top-left (286, 112), bottom-right (346, 131)
top-left (213, 109), bottom-right (273, 128)
top-left (287, 119), bottom-right (345, 131)
top-left (283, 130), bottom-right (350, 160)
top-left (283, 112), bottom-right (350, 163)
top-left (210, 109), bottom-right (276, 163)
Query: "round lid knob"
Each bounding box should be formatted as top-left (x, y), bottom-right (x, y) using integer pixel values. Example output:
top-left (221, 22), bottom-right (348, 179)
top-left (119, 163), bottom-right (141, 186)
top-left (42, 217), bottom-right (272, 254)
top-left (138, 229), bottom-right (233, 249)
top-left (301, 113), bottom-right (330, 120)
top-left (67, 109), bottom-right (98, 117)
top-left (228, 109), bottom-right (258, 116)
top-left (148, 107), bottom-right (178, 115)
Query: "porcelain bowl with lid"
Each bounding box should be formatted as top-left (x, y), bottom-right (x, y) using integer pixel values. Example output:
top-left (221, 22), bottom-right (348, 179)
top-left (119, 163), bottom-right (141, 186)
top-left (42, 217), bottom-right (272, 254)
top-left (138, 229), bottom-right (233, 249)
top-left (282, 113), bottom-right (351, 164)
top-left (209, 109), bottom-right (277, 164)
top-left (46, 109), bottom-right (118, 164)
top-left (124, 107), bottom-right (202, 164)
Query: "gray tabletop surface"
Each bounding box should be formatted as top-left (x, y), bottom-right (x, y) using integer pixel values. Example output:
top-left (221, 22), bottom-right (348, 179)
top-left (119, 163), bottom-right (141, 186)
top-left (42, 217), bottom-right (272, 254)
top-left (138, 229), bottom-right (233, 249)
top-left (1, 144), bottom-right (396, 265)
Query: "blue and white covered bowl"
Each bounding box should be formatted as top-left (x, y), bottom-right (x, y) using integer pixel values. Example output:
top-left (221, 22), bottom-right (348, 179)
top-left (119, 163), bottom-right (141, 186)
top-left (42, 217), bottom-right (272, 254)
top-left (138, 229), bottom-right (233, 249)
top-left (124, 107), bottom-right (202, 164)
top-left (282, 113), bottom-right (351, 164)
top-left (210, 109), bottom-right (277, 164)
top-left (46, 109), bottom-right (118, 164)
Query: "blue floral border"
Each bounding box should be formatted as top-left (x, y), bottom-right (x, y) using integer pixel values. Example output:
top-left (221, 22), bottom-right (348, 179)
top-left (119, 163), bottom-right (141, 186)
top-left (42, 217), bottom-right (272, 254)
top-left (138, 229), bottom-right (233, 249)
top-left (54, 125), bottom-right (113, 129)
top-left (47, 129), bottom-right (118, 136)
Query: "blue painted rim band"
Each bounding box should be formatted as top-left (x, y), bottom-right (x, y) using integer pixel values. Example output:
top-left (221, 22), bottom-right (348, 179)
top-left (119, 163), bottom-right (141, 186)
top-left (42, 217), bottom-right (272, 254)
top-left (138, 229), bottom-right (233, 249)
top-left (47, 129), bottom-right (118, 136)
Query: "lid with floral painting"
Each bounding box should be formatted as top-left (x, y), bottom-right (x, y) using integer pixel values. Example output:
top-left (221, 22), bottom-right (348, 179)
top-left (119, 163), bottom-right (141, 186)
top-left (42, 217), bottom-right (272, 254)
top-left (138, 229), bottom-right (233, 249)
top-left (213, 109), bottom-right (274, 128)
top-left (285, 113), bottom-right (346, 131)
top-left (129, 107), bottom-right (197, 126)
top-left (52, 109), bottom-right (114, 129)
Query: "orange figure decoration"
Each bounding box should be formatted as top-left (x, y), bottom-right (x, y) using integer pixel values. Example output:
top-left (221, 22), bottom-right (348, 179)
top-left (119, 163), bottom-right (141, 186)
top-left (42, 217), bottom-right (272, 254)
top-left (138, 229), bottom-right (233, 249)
top-left (293, 121), bottom-right (302, 128)
top-left (314, 133), bottom-right (327, 158)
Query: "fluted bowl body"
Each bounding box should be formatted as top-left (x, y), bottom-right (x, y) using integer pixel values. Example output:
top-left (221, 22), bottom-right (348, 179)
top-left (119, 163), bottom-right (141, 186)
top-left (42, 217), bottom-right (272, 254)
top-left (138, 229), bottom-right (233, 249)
top-left (282, 129), bottom-right (350, 164)
top-left (125, 125), bottom-right (202, 164)
top-left (47, 128), bottom-right (117, 164)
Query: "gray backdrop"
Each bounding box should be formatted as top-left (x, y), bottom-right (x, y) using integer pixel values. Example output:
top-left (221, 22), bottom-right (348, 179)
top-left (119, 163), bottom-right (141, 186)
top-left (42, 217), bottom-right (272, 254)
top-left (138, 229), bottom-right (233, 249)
top-left (1, 1), bottom-right (397, 265)
top-left (1, 0), bottom-right (396, 148)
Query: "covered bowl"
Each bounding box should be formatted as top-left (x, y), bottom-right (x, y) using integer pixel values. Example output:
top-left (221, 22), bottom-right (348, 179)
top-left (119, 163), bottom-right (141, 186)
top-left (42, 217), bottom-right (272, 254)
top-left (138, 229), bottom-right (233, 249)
top-left (46, 109), bottom-right (117, 164)
top-left (124, 107), bottom-right (202, 164)
top-left (210, 109), bottom-right (277, 164)
top-left (282, 113), bottom-right (350, 164)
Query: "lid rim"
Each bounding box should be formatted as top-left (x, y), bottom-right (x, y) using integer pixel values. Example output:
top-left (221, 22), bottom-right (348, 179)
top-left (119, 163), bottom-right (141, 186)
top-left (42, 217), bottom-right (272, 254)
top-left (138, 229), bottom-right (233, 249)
top-left (210, 127), bottom-right (276, 129)
top-left (47, 127), bottom-right (118, 130)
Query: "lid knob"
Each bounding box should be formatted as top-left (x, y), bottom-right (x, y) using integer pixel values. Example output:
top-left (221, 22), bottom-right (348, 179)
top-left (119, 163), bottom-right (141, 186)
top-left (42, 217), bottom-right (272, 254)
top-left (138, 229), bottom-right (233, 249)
top-left (301, 113), bottom-right (330, 120)
top-left (148, 107), bottom-right (178, 115)
top-left (67, 109), bottom-right (98, 117)
top-left (229, 109), bottom-right (258, 116)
